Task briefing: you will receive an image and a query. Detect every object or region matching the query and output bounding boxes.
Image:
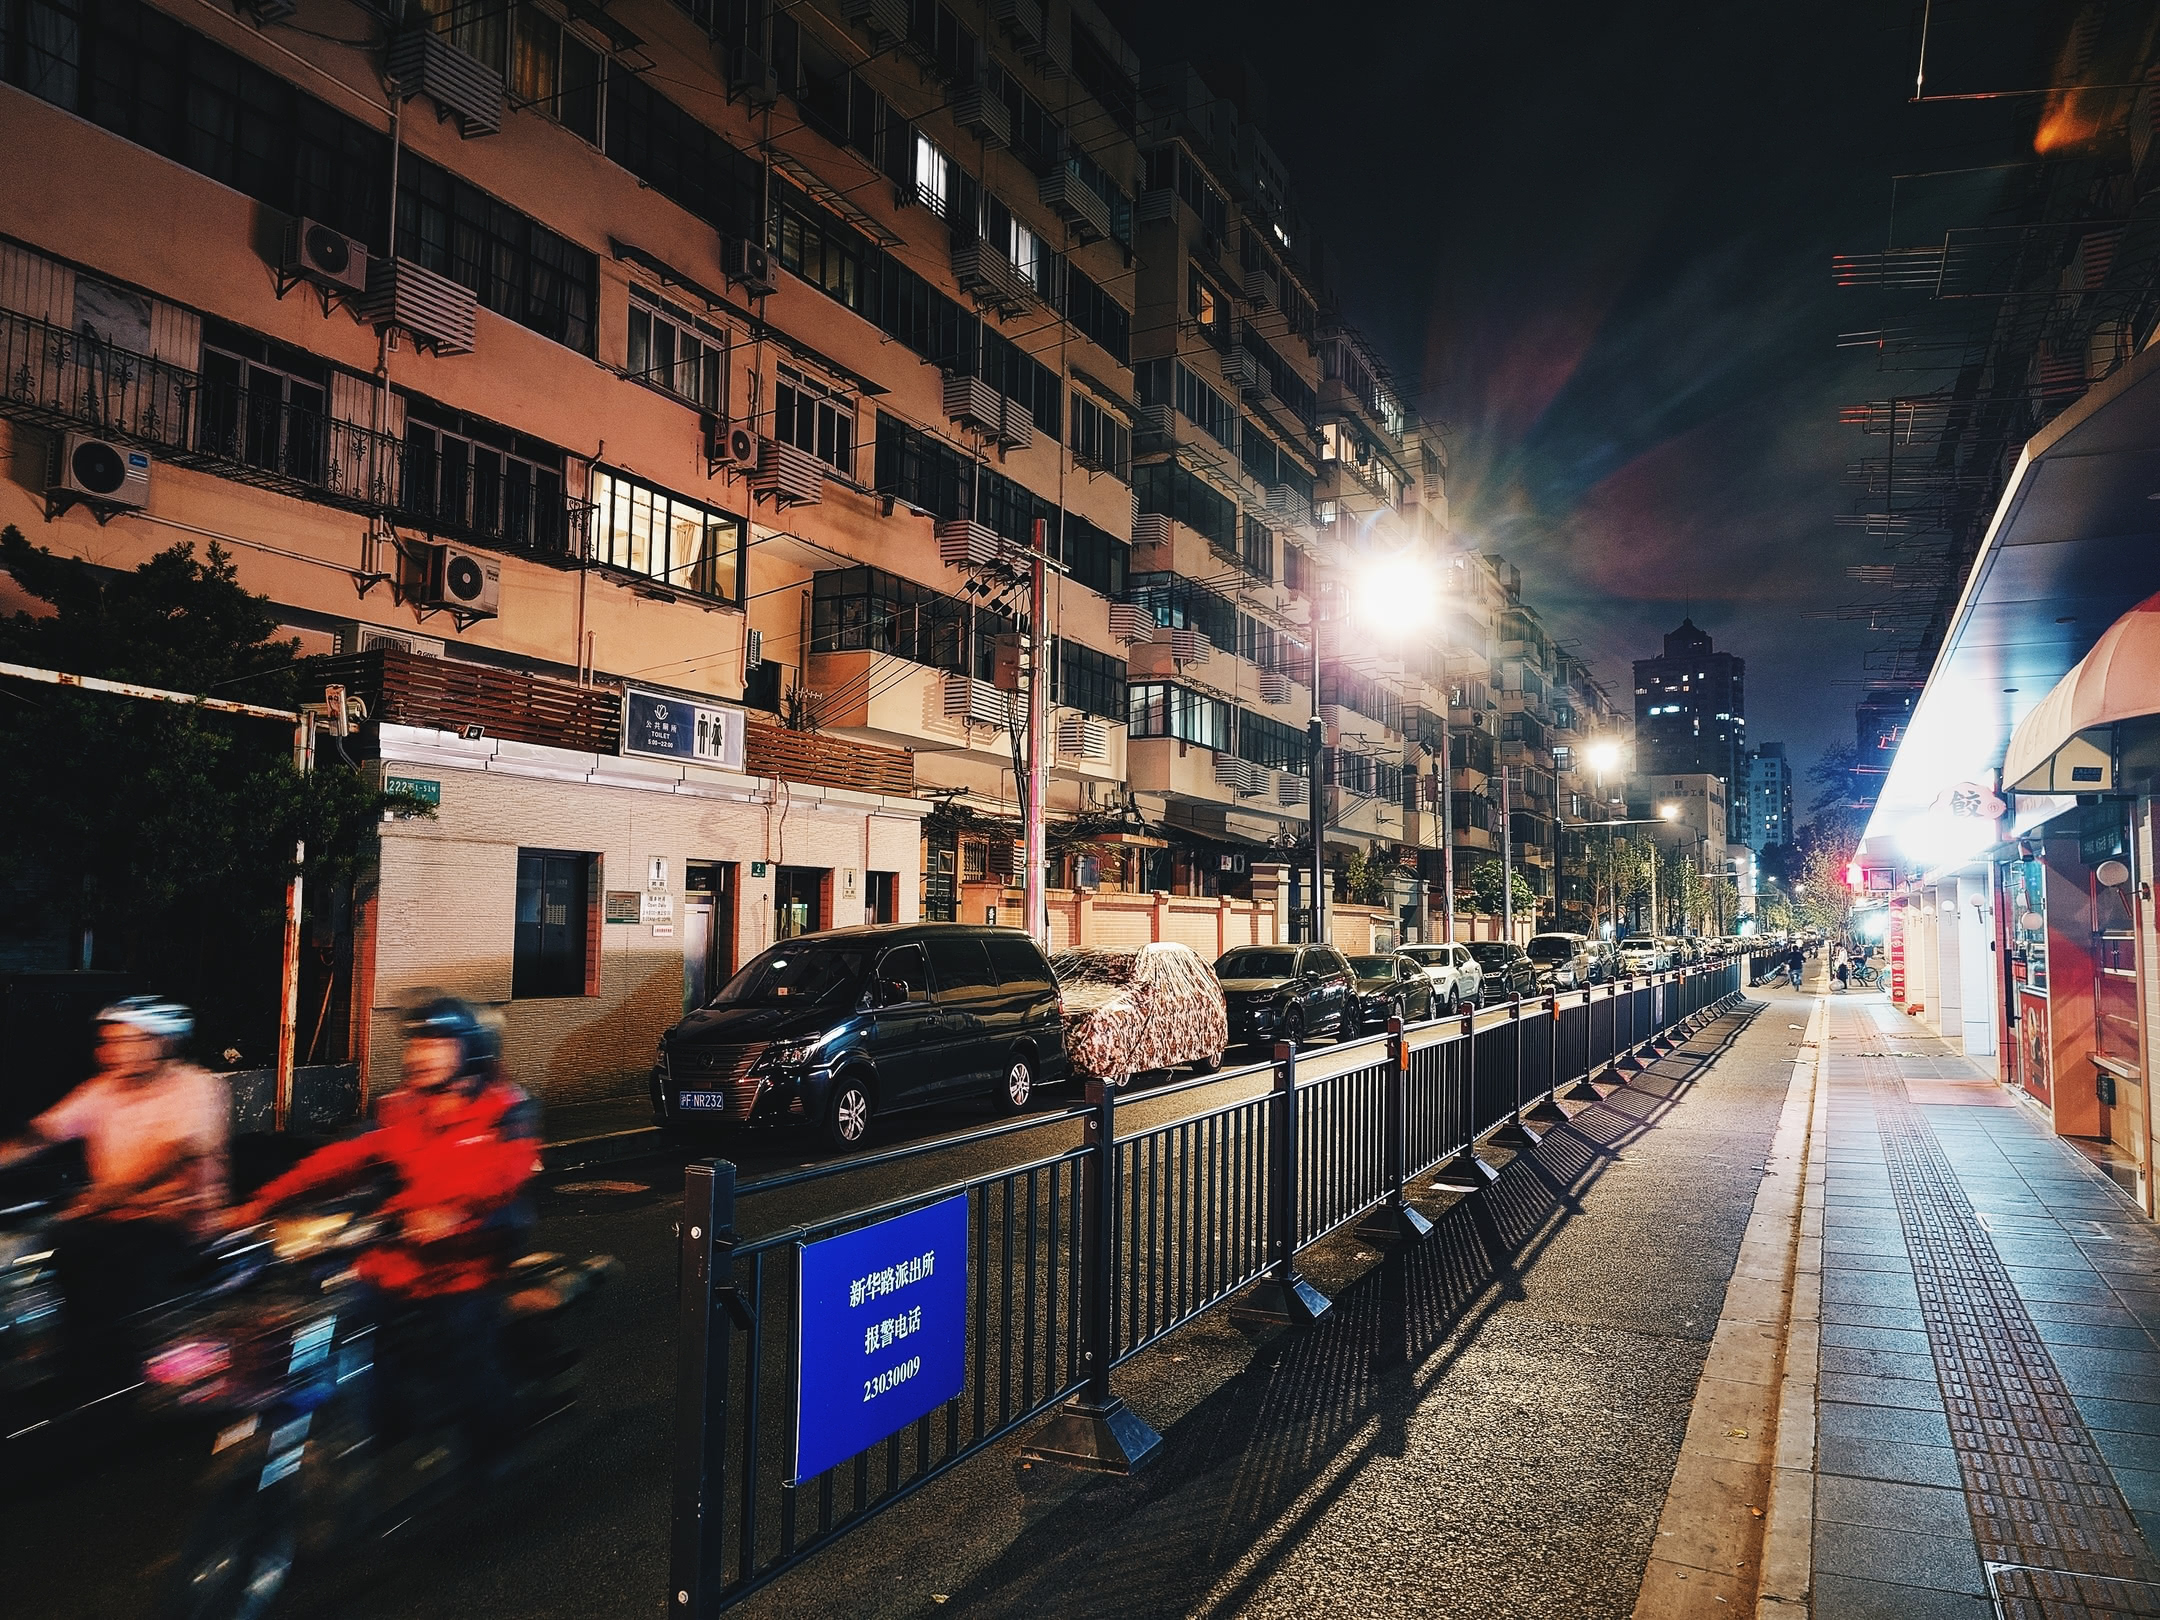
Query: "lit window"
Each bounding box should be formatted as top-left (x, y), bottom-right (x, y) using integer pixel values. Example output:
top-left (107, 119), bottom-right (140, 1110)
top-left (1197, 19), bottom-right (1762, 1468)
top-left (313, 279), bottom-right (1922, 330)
top-left (590, 468), bottom-right (745, 602)
top-left (914, 134), bottom-right (950, 216)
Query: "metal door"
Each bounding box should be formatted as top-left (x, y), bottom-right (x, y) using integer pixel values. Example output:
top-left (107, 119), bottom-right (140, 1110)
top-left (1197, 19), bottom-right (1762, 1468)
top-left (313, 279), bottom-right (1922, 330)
top-left (683, 897), bottom-right (715, 1013)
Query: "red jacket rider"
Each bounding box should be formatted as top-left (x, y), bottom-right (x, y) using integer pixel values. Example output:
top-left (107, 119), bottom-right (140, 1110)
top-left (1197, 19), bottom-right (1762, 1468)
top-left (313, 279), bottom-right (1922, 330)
top-left (245, 998), bottom-right (539, 1298)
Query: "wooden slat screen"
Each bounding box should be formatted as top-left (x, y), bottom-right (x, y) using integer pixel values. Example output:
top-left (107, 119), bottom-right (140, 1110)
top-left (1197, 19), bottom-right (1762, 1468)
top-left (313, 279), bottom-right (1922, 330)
top-left (746, 721), bottom-right (915, 797)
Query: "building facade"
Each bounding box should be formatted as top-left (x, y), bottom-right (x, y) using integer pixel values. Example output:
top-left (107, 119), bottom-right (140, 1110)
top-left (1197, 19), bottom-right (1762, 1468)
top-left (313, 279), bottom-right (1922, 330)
top-left (1743, 742), bottom-right (1793, 853)
top-left (1633, 619), bottom-right (1745, 840)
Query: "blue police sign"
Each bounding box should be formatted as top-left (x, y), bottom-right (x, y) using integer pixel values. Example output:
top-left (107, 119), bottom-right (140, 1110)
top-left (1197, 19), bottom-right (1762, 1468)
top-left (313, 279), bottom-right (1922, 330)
top-left (794, 1193), bottom-right (968, 1484)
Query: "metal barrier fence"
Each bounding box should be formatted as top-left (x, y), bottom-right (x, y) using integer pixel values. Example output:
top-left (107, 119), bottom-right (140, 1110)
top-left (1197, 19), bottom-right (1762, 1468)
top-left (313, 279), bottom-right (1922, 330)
top-left (668, 961), bottom-right (1751, 1616)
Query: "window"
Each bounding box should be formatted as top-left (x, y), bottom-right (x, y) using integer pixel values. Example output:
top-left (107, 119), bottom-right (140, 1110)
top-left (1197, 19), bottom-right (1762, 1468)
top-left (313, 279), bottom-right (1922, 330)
top-left (1053, 639), bottom-right (1126, 722)
top-left (1142, 146), bottom-right (1223, 237)
top-left (514, 849), bottom-right (591, 997)
top-left (1188, 266), bottom-right (1230, 347)
top-left (1155, 362), bottom-right (1235, 451)
top-left (508, 2), bottom-right (603, 143)
top-left (1241, 516), bottom-right (1275, 582)
top-left (811, 566), bottom-right (1009, 678)
top-left (1321, 663), bottom-right (1403, 734)
top-left (1061, 264), bottom-right (1130, 363)
top-left (924, 935), bottom-right (997, 1001)
top-left (877, 942), bottom-right (930, 1000)
top-left (1132, 459), bottom-right (1238, 552)
top-left (774, 186), bottom-right (867, 309)
top-left (590, 469), bottom-right (745, 601)
top-left (914, 132), bottom-right (952, 216)
top-left (1127, 683), bottom-right (1231, 751)
top-left (6, 0), bottom-right (389, 247)
top-left (1283, 543), bottom-right (1307, 594)
top-left (873, 412), bottom-right (976, 522)
top-left (627, 288), bottom-right (724, 411)
top-left (1070, 395), bottom-right (1131, 481)
top-left (198, 319), bottom-right (331, 488)
top-left (772, 364), bottom-right (855, 478)
top-left (984, 935), bottom-right (1051, 989)
top-left (1059, 516), bottom-right (1128, 598)
top-left (606, 68), bottom-right (767, 242)
top-left (1239, 710), bottom-right (1308, 775)
top-left (1126, 572), bottom-right (1237, 653)
top-left (401, 396), bottom-right (574, 559)
top-left (396, 154), bottom-right (597, 354)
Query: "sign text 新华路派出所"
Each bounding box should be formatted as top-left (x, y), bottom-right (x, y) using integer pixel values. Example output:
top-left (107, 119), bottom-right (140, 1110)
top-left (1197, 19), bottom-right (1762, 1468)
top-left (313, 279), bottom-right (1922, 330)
top-left (793, 1193), bottom-right (968, 1484)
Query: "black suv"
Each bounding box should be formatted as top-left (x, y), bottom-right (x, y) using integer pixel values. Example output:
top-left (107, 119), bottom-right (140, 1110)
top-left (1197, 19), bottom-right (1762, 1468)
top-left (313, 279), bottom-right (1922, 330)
top-left (1464, 941), bottom-right (1540, 1004)
top-left (1215, 944), bottom-right (1356, 1048)
top-left (652, 924), bottom-right (1068, 1150)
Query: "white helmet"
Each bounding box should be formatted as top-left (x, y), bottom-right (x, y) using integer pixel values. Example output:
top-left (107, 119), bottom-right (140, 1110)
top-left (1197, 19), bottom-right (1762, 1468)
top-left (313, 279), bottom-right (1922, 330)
top-left (96, 996), bottom-right (194, 1041)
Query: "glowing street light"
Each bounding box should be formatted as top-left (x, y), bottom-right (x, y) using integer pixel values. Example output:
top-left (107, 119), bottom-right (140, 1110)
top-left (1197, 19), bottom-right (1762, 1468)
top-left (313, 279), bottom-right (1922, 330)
top-left (1586, 740), bottom-right (1623, 776)
top-left (1348, 553), bottom-right (1443, 635)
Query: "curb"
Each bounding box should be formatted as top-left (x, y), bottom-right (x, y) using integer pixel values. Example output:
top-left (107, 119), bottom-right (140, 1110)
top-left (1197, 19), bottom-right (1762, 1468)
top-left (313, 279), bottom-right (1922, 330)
top-left (542, 1124), bottom-right (665, 1172)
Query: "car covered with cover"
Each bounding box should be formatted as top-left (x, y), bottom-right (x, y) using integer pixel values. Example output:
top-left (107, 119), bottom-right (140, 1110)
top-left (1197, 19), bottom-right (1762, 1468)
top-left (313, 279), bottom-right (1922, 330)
top-left (1050, 942), bottom-right (1228, 1085)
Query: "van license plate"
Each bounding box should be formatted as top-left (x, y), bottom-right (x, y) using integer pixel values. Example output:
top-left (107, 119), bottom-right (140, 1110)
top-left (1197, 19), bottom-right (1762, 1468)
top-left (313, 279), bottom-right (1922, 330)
top-left (677, 1091), bottom-right (728, 1111)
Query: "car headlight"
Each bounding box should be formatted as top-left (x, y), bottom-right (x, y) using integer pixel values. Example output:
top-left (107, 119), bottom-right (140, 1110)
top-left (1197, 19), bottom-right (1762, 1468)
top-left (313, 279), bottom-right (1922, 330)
top-left (759, 1036), bottom-right (828, 1072)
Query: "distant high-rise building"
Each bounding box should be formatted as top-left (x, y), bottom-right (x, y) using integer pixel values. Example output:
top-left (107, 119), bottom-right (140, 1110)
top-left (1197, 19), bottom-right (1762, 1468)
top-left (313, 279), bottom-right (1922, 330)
top-left (1743, 743), bottom-right (1793, 853)
top-left (1634, 619), bottom-right (1746, 839)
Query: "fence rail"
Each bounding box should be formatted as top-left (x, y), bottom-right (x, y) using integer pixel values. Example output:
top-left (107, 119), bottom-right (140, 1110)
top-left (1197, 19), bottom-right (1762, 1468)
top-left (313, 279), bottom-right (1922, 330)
top-left (670, 957), bottom-right (1770, 1616)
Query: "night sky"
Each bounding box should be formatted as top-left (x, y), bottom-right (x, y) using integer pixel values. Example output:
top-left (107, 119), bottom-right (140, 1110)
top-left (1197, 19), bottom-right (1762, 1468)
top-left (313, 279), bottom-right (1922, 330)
top-left (1107, 0), bottom-right (2044, 808)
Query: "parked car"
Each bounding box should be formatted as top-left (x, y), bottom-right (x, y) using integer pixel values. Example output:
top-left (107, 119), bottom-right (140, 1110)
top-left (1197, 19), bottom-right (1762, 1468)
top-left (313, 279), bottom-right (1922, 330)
top-left (1215, 943), bottom-right (1356, 1047)
top-left (1051, 943), bottom-right (1228, 1086)
top-left (651, 923), bottom-right (1068, 1149)
top-left (1464, 941), bottom-right (1540, 1004)
top-left (1525, 932), bottom-right (1598, 990)
top-left (1346, 953), bottom-right (1438, 1033)
top-left (1617, 940), bottom-right (1667, 976)
top-left (1400, 943), bottom-right (1483, 1010)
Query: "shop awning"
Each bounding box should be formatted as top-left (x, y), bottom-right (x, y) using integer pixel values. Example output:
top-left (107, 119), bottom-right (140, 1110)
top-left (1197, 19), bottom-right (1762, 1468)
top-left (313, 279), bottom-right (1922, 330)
top-left (1860, 341), bottom-right (2160, 862)
top-left (2003, 593), bottom-right (2160, 793)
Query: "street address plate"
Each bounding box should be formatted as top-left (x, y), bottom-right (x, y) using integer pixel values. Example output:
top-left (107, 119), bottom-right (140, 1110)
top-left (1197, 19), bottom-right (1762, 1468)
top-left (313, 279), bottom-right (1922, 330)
top-left (793, 1193), bottom-right (967, 1484)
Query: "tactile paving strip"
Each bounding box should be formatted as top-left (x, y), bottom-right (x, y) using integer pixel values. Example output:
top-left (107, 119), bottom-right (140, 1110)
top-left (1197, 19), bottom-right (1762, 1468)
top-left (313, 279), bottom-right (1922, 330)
top-left (1858, 1036), bottom-right (2160, 1619)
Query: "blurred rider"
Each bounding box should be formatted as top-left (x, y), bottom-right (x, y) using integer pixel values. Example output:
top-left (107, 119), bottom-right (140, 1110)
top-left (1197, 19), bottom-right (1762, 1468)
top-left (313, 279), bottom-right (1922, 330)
top-left (237, 997), bottom-right (539, 1468)
top-left (0, 997), bottom-right (228, 1381)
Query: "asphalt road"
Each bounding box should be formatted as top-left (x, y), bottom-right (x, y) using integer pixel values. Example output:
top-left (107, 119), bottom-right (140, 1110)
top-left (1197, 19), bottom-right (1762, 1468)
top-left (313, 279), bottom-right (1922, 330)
top-left (4, 989), bottom-right (1784, 1620)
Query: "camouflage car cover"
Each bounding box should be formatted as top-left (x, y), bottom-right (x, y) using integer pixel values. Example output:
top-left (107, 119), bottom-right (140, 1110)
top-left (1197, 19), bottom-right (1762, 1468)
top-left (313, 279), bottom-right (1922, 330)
top-left (1053, 942), bottom-right (1229, 1083)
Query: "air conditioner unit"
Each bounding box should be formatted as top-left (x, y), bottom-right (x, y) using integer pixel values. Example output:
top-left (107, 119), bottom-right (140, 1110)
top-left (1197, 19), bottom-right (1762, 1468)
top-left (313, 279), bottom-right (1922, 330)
top-left (992, 0), bottom-right (1044, 47)
top-left (1038, 166), bottom-right (1112, 244)
top-left (1168, 627), bottom-right (1209, 665)
top-left (942, 373), bottom-right (1006, 438)
top-left (281, 217), bottom-right (369, 298)
top-left (705, 416), bottom-right (759, 476)
top-left (943, 672), bottom-right (1009, 727)
top-left (1244, 264), bottom-right (1274, 307)
top-left (728, 46), bottom-right (780, 107)
top-left (334, 620), bottom-right (446, 660)
top-left (360, 257), bottom-right (477, 355)
top-left (51, 433), bottom-right (151, 512)
top-left (387, 28), bottom-right (504, 137)
top-left (1278, 772), bottom-right (1306, 806)
top-left (1225, 349), bottom-right (1262, 393)
top-left (1136, 403), bottom-right (1177, 443)
top-left (1131, 512), bottom-right (1172, 550)
top-left (745, 628), bottom-right (764, 668)
top-left (751, 438), bottom-right (824, 507)
top-left (1259, 670), bottom-right (1292, 705)
top-left (838, 0), bottom-right (908, 45)
top-left (1056, 714), bottom-right (1108, 762)
top-left (1107, 602), bottom-right (1154, 645)
top-left (936, 518), bottom-right (1008, 569)
top-left (952, 73), bottom-right (1011, 147)
top-left (725, 237), bottom-right (777, 296)
top-left (1136, 189), bottom-right (1177, 225)
top-left (421, 543), bottom-right (501, 619)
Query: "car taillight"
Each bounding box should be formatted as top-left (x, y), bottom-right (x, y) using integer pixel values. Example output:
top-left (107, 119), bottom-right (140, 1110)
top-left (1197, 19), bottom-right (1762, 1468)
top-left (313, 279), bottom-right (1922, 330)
top-left (147, 1339), bottom-right (231, 1387)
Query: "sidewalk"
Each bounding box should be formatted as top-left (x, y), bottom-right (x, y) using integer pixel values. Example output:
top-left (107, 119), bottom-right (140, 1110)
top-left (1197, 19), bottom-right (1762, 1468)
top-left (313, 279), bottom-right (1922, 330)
top-left (1746, 992), bottom-right (2160, 1619)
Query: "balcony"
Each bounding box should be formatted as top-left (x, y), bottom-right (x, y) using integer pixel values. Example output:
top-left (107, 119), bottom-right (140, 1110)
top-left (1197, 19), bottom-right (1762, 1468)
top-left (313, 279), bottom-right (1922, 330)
top-left (951, 239), bottom-right (1037, 316)
top-left (0, 307), bottom-right (590, 563)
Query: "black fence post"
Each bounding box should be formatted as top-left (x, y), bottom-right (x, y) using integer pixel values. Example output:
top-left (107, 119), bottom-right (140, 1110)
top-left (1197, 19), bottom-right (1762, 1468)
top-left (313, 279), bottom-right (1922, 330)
top-left (1435, 1008), bottom-right (1501, 1191)
top-left (1026, 1080), bottom-right (1162, 1473)
top-left (670, 1159), bottom-right (738, 1620)
top-left (1359, 1017), bottom-right (1432, 1242)
top-left (1493, 998), bottom-right (1543, 1148)
top-left (1565, 990), bottom-right (1605, 1101)
top-left (1234, 1041), bottom-right (1332, 1325)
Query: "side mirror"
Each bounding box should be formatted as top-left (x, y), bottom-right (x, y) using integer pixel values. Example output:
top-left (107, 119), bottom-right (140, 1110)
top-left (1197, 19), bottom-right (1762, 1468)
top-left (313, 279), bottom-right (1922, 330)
top-left (874, 978), bottom-right (911, 1007)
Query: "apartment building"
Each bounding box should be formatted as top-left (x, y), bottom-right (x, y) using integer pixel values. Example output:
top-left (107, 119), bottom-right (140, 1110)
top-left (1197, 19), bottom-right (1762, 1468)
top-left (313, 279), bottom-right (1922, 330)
top-left (0, 0), bottom-right (1147, 1100)
top-left (1742, 742), bottom-right (1793, 853)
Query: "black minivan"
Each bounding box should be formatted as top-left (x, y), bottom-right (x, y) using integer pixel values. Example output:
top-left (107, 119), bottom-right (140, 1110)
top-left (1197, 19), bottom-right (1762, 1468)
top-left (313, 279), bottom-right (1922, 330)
top-left (651, 923), bottom-right (1068, 1149)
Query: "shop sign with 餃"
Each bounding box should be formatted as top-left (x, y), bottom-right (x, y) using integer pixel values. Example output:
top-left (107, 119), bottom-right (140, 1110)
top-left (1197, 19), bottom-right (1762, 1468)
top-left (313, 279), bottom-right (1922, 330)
top-left (622, 689), bottom-right (744, 772)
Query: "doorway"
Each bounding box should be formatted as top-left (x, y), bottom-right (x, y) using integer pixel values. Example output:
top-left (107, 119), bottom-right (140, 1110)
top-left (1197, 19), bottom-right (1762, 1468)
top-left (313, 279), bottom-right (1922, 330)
top-left (683, 860), bottom-right (737, 1012)
top-left (866, 870), bottom-right (898, 924)
top-left (775, 866), bottom-right (827, 940)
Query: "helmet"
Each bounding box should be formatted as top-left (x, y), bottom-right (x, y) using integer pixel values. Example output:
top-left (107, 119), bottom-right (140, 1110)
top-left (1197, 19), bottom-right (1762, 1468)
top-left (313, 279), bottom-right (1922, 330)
top-left (96, 996), bottom-right (193, 1041)
top-left (399, 995), bottom-right (501, 1087)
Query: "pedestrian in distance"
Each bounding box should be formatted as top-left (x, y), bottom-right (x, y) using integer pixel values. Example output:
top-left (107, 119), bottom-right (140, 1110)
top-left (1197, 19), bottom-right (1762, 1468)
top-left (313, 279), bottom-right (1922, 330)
top-left (1833, 944), bottom-right (1852, 993)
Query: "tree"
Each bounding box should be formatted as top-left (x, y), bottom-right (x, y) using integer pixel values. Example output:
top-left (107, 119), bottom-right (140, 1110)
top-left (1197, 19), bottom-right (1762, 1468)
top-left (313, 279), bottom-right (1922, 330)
top-left (1339, 848), bottom-right (1392, 907)
top-left (1793, 835), bottom-right (1858, 939)
top-left (0, 528), bottom-right (420, 1064)
top-left (1807, 742), bottom-right (1874, 848)
top-left (1468, 858), bottom-right (1536, 923)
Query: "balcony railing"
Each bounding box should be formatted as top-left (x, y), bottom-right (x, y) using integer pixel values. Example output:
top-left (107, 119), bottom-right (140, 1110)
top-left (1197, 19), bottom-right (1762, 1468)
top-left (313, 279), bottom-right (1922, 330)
top-left (0, 307), bottom-right (589, 563)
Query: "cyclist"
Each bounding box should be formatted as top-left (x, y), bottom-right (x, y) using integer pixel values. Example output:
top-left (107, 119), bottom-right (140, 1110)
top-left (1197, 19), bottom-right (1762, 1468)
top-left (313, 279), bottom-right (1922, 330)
top-left (237, 997), bottom-right (539, 1470)
top-left (0, 997), bottom-right (228, 1382)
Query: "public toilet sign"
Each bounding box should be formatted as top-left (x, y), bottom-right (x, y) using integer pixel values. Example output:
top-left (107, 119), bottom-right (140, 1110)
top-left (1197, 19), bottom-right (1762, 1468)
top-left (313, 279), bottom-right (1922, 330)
top-left (793, 1193), bottom-right (967, 1484)
top-left (623, 688), bottom-right (744, 772)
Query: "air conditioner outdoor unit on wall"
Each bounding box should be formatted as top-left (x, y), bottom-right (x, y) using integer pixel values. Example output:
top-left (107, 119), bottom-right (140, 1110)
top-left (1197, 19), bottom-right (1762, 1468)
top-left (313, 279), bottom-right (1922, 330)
top-left (726, 237), bottom-right (777, 295)
top-left (706, 417), bottom-right (759, 476)
top-left (334, 620), bottom-right (446, 660)
top-left (281, 218), bottom-right (370, 298)
top-left (51, 433), bottom-right (151, 513)
top-left (420, 543), bottom-right (501, 620)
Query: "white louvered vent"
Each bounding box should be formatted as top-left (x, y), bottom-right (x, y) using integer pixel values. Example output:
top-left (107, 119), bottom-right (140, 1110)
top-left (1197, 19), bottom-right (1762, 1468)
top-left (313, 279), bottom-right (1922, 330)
top-left (943, 673), bottom-right (1010, 727)
top-left (1056, 714), bottom-right (1108, 761)
top-left (751, 439), bottom-right (824, 507)
top-left (1107, 602), bottom-right (1154, 645)
top-left (359, 258), bottom-right (477, 356)
top-left (387, 30), bottom-right (504, 137)
top-left (1259, 670), bottom-right (1292, 704)
top-left (936, 519), bottom-right (1008, 569)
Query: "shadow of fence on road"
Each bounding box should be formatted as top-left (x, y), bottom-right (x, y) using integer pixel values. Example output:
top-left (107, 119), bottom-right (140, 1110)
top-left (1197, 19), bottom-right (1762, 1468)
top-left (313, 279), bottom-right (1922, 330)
top-left (936, 1002), bottom-right (1765, 1620)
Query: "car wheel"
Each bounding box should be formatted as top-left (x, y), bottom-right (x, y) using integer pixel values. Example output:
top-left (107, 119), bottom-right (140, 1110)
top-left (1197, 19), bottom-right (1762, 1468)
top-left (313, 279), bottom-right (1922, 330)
top-left (1000, 1054), bottom-right (1036, 1113)
top-left (1283, 1006), bottom-right (1306, 1045)
top-left (825, 1076), bottom-right (873, 1150)
top-left (1190, 1050), bottom-right (1222, 1074)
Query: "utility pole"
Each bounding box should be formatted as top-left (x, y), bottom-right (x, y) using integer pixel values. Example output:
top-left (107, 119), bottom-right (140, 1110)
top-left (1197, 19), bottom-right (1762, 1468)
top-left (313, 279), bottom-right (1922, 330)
top-left (1439, 723), bottom-right (1456, 942)
top-left (1023, 518), bottom-right (1048, 947)
top-left (1306, 599), bottom-right (1327, 947)
top-left (1500, 761), bottom-right (1513, 943)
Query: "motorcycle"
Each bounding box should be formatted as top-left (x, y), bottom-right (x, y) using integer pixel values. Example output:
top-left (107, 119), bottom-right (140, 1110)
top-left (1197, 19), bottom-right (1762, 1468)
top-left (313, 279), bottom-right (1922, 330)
top-left (144, 1197), bottom-right (617, 1620)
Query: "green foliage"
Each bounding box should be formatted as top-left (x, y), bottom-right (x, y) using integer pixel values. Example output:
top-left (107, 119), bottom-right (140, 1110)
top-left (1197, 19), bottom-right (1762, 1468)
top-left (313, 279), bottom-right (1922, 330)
top-left (1467, 858), bottom-right (1536, 919)
top-left (0, 527), bottom-right (424, 1061)
top-left (1340, 848), bottom-right (1392, 907)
